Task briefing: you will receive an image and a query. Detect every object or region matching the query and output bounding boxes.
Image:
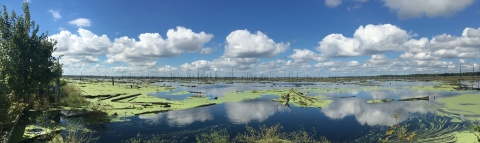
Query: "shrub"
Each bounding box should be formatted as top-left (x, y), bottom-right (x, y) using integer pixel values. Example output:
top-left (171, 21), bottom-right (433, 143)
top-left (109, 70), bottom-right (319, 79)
top-left (61, 83), bottom-right (88, 108)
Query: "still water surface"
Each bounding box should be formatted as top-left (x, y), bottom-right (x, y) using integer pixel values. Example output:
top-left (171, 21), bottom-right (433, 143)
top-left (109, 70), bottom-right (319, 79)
top-left (61, 81), bottom-right (469, 142)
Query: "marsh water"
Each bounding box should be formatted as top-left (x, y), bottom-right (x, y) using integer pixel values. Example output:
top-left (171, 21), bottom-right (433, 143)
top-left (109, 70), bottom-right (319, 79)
top-left (13, 81), bottom-right (477, 142)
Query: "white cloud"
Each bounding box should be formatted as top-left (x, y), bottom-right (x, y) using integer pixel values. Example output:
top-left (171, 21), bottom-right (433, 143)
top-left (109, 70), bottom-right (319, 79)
top-left (325, 0), bottom-right (342, 7)
top-left (158, 65), bottom-right (178, 72)
top-left (180, 60), bottom-right (215, 71)
top-left (68, 18), bottom-right (91, 27)
top-left (224, 30), bottom-right (289, 58)
top-left (289, 49), bottom-right (326, 63)
top-left (48, 9), bottom-right (61, 21)
top-left (318, 24), bottom-right (409, 57)
top-left (383, 0), bottom-right (476, 19)
top-left (107, 26), bottom-right (213, 65)
top-left (200, 47), bottom-right (216, 54)
top-left (400, 27), bottom-right (480, 60)
top-left (50, 28), bottom-right (111, 64)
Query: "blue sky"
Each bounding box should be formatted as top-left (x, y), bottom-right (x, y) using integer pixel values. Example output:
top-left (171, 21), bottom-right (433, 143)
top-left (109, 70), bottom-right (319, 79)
top-left (3, 0), bottom-right (480, 77)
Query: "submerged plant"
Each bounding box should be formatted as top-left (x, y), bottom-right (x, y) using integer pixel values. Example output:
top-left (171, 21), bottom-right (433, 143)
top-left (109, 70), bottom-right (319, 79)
top-left (357, 113), bottom-right (472, 143)
top-left (379, 113), bottom-right (416, 143)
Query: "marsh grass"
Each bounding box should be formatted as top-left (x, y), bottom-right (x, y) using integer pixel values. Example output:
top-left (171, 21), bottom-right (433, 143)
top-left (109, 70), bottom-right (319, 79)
top-left (194, 124), bottom-right (330, 143)
top-left (61, 83), bottom-right (89, 108)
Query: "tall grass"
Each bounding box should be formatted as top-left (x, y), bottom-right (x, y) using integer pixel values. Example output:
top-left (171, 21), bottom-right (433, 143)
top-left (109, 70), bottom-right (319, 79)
top-left (196, 124), bottom-right (330, 143)
top-left (61, 83), bottom-right (88, 108)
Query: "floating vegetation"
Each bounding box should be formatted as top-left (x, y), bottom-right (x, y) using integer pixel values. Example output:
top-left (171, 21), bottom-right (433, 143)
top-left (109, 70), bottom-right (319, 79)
top-left (437, 93), bottom-right (480, 121)
top-left (355, 113), bottom-right (477, 142)
top-left (271, 88), bottom-right (332, 108)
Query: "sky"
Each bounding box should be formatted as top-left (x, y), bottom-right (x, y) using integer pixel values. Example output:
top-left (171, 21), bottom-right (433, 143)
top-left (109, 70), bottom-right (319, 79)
top-left (3, 0), bottom-right (480, 77)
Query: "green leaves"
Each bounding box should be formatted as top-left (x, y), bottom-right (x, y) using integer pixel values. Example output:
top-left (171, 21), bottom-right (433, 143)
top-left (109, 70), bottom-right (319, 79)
top-left (0, 2), bottom-right (62, 136)
top-left (0, 2), bottom-right (61, 99)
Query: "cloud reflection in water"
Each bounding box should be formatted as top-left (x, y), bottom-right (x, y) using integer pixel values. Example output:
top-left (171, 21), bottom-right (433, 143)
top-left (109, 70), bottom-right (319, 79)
top-left (138, 107), bottom-right (213, 127)
top-left (321, 98), bottom-right (431, 126)
top-left (226, 100), bottom-right (290, 124)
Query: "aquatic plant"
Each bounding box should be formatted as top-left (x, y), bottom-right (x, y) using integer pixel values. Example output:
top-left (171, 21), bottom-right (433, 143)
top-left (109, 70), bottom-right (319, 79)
top-left (51, 121), bottom-right (100, 143)
top-left (231, 124), bottom-right (330, 143)
top-left (379, 113), bottom-right (416, 143)
top-left (357, 113), bottom-right (474, 142)
top-left (472, 124), bottom-right (480, 142)
top-left (196, 129), bottom-right (230, 143)
top-left (122, 133), bottom-right (168, 143)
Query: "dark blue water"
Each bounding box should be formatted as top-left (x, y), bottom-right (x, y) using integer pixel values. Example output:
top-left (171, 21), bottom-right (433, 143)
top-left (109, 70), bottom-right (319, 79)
top-left (88, 88), bottom-right (461, 142)
top-left (91, 98), bottom-right (376, 142)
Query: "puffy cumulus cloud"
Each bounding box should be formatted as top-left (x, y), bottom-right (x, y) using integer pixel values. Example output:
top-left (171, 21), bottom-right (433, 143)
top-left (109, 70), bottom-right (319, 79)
top-left (68, 18), bottom-right (91, 27)
top-left (213, 57), bottom-right (259, 71)
top-left (50, 28), bottom-right (111, 65)
top-left (314, 60), bottom-right (362, 73)
top-left (321, 98), bottom-right (429, 126)
top-left (224, 30), bottom-right (289, 58)
top-left (400, 27), bottom-right (480, 60)
top-left (289, 49), bottom-right (326, 63)
top-left (200, 47), bottom-right (216, 54)
top-left (346, 61), bottom-right (360, 67)
top-left (106, 26), bottom-right (213, 65)
top-left (318, 24), bottom-right (409, 57)
top-left (383, 0), bottom-right (475, 19)
top-left (180, 60), bottom-right (215, 71)
top-left (158, 65), bottom-right (178, 72)
top-left (225, 101), bottom-right (290, 124)
top-left (48, 9), bottom-right (61, 21)
top-left (325, 0), bottom-right (342, 7)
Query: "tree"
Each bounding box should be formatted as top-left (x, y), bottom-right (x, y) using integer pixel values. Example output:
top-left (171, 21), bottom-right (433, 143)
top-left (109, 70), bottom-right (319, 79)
top-left (0, 2), bottom-right (61, 139)
top-left (0, 2), bottom-right (61, 101)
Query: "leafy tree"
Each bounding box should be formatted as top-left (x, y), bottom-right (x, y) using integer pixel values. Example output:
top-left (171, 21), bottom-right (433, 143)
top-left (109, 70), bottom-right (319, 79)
top-left (0, 2), bottom-right (61, 139)
top-left (0, 2), bottom-right (61, 100)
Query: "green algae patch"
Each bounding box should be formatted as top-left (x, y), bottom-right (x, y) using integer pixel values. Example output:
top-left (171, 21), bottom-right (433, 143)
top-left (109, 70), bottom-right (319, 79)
top-left (17, 125), bottom-right (63, 142)
top-left (451, 131), bottom-right (479, 143)
top-left (408, 84), bottom-right (457, 92)
top-left (72, 82), bottom-right (173, 96)
top-left (71, 82), bottom-right (333, 117)
top-left (270, 90), bottom-right (332, 108)
top-left (437, 93), bottom-right (480, 121)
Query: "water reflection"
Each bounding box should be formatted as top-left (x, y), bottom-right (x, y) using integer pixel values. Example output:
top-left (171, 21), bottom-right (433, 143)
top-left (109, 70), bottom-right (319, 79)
top-left (321, 98), bottom-right (431, 126)
top-left (225, 100), bottom-right (290, 124)
top-left (138, 107), bottom-right (213, 127)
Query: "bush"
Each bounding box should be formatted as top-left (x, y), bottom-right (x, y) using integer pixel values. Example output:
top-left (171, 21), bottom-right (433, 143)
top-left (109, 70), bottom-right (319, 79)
top-left (61, 83), bottom-right (88, 108)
